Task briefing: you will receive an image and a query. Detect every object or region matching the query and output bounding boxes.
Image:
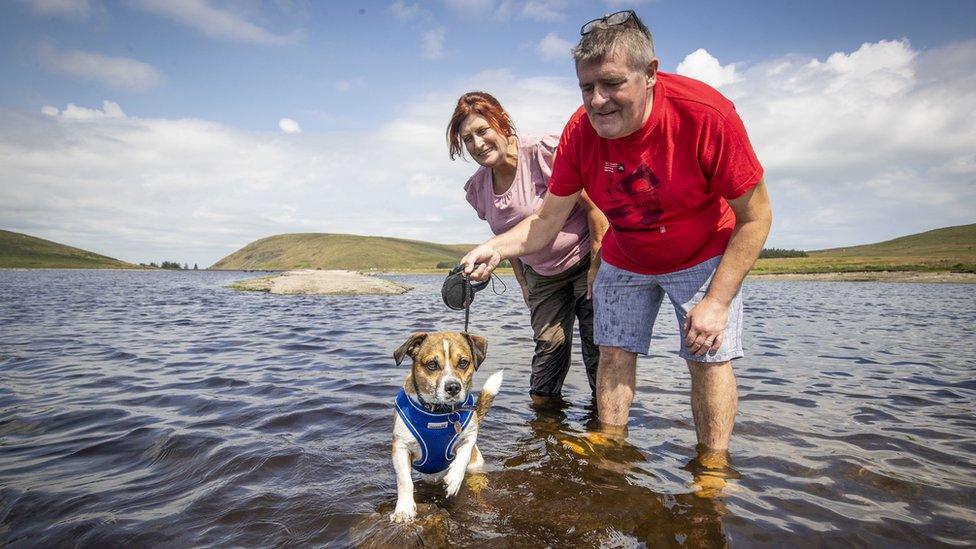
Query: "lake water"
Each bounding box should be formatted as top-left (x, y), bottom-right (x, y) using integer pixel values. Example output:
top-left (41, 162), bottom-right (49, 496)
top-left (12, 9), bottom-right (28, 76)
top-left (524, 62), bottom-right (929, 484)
top-left (0, 270), bottom-right (974, 547)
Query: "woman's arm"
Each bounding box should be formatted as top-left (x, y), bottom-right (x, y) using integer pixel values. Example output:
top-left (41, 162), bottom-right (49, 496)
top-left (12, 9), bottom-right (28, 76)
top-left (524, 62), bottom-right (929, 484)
top-left (578, 190), bottom-right (609, 299)
top-left (510, 258), bottom-right (530, 307)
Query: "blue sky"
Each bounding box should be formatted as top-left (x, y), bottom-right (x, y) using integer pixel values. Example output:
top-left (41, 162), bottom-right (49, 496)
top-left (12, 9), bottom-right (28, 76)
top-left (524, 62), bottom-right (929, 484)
top-left (1, 0), bottom-right (975, 266)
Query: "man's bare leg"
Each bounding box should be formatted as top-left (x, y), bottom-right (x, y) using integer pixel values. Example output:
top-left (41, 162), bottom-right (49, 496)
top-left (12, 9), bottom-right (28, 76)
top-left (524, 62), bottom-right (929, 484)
top-left (596, 346), bottom-right (637, 433)
top-left (686, 360), bottom-right (737, 450)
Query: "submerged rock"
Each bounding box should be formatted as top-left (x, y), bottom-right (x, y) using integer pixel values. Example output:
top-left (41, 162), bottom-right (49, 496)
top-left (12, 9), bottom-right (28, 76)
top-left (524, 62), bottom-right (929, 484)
top-left (229, 269), bottom-right (411, 295)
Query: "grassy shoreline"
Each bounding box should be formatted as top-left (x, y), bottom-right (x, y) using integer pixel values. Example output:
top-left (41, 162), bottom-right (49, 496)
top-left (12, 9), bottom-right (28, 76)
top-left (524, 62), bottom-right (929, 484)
top-left (5, 223), bottom-right (974, 281)
top-left (373, 267), bottom-right (976, 283)
top-left (747, 271), bottom-right (976, 283)
top-left (4, 266), bottom-right (975, 283)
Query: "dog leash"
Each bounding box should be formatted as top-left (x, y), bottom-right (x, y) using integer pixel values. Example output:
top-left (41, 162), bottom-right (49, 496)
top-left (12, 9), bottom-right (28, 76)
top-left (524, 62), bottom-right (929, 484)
top-left (441, 264), bottom-right (506, 332)
top-left (430, 263), bottom-right (505, 430)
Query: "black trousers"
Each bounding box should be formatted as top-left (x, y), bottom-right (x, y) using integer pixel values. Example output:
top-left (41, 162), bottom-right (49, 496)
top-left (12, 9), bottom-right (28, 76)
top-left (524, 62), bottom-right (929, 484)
top-left (522, 256), bottom-right (600, 397)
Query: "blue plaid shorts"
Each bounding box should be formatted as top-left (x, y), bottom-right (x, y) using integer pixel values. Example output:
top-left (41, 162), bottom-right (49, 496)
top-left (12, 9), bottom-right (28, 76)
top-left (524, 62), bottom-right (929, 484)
top-left (592, 256), bottom-right (744, 362)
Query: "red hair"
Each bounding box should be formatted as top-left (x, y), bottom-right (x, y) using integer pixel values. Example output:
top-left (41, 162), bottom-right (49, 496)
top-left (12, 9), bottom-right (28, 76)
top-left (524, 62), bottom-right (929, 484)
top-left (446, 92), bottom-right (516, 160)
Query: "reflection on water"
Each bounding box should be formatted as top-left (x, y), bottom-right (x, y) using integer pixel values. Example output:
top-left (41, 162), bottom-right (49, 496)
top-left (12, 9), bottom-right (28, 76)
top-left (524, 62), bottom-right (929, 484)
top-left (352, 398), bottom-right (734, 548)
top-left (1, 270), bottom-right (974, 546)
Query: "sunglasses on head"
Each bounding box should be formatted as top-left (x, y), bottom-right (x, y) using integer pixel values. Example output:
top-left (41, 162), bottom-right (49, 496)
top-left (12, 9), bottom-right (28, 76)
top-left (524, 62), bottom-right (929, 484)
top-left (580, 10), bottom-right (650, 37)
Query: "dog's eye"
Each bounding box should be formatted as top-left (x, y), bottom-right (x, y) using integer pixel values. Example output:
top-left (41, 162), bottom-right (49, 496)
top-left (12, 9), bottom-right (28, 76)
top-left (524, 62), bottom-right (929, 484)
top-left (457, 359), bottom-right (470, 370)
top-left (425, 360), bottom-right (439, 371)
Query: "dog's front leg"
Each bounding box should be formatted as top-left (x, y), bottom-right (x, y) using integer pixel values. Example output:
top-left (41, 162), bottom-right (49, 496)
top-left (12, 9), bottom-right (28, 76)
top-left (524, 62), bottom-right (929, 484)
top-left (390, 440), bottom-right (417, 523)
top-left (444, 431), bottom-right (477, 498)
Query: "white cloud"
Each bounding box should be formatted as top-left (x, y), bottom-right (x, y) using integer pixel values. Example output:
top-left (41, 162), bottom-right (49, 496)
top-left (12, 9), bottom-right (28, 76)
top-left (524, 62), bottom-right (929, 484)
top-left (60, 100), bottom-right (125, 120)
top-left (129, 0), bottom-right (302, 46)
top-left (604, 0), bottom-right (656, 6)
top-left (443, 0), bottom-right (495, 15)
top-left (0, 68), bottom-right (582, 266)
top-left (21, 0), bottom-right (94, 19)
top-left (720, 39), bottom-right (976, 247)
top-left (41, 105), bottom-right (60, 116)
top-left (443, 0), bottom-right (564, 21)
top-left (389, 0), bottom-right (423, 20)
top-left (38, 44), bottom-right (163, 91)
top-left (676, 48), bottom-right (737, 88)
top-left (422, 28), bottom-right (446, 59)
top-left (278, 118), bottom-right (301, 134)
top-left (520, 0), bottom-right (566, 22)
top-left (2, 39), bottom-right (974, 267)
top-left (537, 32), bottom-right (573, 62)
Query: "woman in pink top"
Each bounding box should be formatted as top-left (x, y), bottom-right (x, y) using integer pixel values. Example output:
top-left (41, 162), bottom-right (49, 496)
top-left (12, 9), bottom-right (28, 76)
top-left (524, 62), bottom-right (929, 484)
top-left (447, 91), bottom-right (608, 401)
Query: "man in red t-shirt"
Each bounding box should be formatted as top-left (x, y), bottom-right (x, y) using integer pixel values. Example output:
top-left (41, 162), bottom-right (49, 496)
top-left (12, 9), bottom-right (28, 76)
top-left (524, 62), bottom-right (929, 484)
top-left (462, 12), bottom-right (772, 456)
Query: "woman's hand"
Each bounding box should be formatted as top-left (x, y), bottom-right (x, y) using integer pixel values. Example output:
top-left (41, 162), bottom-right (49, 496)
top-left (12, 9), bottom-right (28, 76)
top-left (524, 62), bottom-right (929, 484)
top-left (586, 250), bottom-right (601, 300)
top-left (461, 245), bottom-right (501, 281)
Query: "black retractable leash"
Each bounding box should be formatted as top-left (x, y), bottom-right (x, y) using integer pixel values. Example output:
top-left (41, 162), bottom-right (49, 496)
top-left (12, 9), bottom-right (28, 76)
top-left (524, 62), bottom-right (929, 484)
top-left (432, 264), bottom-right (507, 420)
top-left (441, 264), bottom-right (506, 332)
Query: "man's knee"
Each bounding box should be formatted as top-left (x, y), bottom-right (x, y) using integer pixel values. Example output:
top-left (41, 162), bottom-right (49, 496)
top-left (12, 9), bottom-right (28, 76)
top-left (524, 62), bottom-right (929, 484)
top-left (686, 359), bottom-right (732, 378)
top-left (599, 346), bottom-right (637, 370)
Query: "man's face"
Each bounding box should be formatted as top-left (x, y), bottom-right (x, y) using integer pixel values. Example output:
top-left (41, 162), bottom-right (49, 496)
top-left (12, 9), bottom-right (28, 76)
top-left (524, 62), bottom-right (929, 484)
top-left (576, 48), bottom-right (657, 139)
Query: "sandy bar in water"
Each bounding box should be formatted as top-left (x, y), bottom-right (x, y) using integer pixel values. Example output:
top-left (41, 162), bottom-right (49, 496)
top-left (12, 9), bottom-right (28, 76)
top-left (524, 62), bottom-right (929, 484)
top-left (229, 269), bottom-right (412, 295)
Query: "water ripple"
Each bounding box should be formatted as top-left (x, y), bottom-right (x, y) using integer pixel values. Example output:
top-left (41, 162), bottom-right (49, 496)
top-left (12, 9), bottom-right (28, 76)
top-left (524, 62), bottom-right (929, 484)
top-left (0, 271), bottom-right (974, 546)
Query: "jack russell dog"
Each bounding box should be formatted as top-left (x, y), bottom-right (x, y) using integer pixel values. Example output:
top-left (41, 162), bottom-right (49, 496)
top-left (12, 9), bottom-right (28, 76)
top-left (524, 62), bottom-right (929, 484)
top-left (390, 331), bottom-right (503, 523)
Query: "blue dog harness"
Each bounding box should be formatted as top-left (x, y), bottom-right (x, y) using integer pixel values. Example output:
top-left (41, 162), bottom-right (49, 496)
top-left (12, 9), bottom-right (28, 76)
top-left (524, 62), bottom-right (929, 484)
top-left (394, 389), bottom-right (476, 474)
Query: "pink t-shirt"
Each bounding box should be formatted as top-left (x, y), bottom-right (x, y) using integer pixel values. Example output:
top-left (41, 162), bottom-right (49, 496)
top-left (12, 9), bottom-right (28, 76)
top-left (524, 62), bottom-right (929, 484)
top-left (464, 134), bottom-right (590, 276)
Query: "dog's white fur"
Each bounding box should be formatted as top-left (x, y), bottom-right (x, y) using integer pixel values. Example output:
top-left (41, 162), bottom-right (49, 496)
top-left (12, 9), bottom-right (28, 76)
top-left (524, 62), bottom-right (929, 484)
top-left (390, 332), bottom-right (503, 523)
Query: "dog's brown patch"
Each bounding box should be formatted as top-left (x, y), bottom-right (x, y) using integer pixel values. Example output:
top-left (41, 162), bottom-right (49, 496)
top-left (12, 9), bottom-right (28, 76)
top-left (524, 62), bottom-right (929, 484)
top-left (474, 390), bottom-right (495, 422)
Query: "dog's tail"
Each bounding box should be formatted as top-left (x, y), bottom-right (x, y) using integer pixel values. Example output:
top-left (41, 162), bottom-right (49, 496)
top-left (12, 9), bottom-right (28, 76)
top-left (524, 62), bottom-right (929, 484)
top-left (475, 370), bottom-right (504, 422)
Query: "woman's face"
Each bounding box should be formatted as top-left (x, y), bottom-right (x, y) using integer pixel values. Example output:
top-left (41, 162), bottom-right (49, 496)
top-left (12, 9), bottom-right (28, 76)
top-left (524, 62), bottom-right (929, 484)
top-left (459, 114), bottom-right (510, 168)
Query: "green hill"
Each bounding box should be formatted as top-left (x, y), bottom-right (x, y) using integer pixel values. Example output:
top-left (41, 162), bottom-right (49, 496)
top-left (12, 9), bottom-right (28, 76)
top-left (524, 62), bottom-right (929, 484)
top-left (212, 224), bottom-right (975, 274)
top-left (0, 229), bottom-right (135, 269)
top-left (753, 223), bottom-right (976, 274)
top-left (210, 233), bottom-right (472, 271)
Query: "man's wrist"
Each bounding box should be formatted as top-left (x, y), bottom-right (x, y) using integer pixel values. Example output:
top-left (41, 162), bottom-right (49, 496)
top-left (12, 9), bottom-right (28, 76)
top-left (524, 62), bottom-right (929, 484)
top-left (702, 293), bottom-right (732, 308)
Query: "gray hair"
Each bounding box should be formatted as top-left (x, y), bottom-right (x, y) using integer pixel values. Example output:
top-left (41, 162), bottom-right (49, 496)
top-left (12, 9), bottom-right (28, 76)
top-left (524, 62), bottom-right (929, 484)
top-left (572, 21), bottom-right (655, 72)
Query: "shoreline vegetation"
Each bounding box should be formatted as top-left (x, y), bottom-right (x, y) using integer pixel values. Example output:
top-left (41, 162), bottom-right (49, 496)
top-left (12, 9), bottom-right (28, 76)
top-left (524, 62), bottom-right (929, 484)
top-left (2, 223), bottom-right (974, 283)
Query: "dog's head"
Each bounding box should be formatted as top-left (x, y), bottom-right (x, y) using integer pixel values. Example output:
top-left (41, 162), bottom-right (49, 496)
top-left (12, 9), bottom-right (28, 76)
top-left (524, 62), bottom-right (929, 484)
top-left (394, 331), bottom-right (487, 406)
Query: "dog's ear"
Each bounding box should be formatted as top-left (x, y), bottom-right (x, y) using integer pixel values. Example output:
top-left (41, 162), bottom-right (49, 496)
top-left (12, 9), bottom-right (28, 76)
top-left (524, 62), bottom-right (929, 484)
top-left (394, 332), bottom-right (427, 365)
top-left (462, 332), bottom-right (487, 370)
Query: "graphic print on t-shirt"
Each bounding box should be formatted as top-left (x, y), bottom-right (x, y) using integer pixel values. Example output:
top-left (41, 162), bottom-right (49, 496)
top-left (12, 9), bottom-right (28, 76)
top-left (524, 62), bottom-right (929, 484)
top-left (603, 163), bottom-right (663, 230)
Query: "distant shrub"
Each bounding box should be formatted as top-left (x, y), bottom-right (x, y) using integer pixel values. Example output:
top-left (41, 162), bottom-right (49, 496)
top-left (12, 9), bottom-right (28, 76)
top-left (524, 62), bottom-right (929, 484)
top-left (760, 248), bottom-right (808, 259)
top-left (160, 260), bottom-right (183, 269)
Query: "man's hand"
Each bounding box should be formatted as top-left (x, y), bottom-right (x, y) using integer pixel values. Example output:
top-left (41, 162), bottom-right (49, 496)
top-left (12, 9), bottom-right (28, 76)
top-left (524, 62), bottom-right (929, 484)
top-left (683, 296), bottom-right (729, 356)
top-left (461, 244), bottom-right (501, 281)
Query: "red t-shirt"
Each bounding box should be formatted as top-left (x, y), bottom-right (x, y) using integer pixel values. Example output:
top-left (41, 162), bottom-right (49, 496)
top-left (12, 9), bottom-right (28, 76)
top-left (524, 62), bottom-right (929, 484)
top-left (549, 72), bottom-right (763, 275)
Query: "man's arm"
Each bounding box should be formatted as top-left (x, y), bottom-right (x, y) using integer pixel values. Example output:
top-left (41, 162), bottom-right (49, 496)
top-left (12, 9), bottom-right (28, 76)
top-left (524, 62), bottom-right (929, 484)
top-left (578, 190), bottom-right (609, 299)
top-left (684, 180), bottom-right (772, 356)
top-left (462, 190), bottom-right (581, 280)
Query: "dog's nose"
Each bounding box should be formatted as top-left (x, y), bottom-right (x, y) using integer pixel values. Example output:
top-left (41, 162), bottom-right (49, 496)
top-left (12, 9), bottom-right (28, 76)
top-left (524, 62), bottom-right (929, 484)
top-left (445, 380), bottom-right (461, 396)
